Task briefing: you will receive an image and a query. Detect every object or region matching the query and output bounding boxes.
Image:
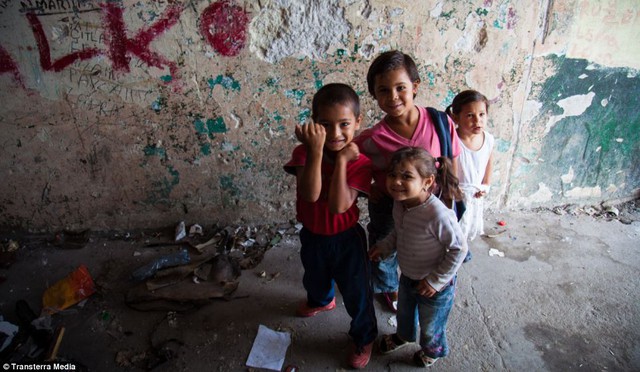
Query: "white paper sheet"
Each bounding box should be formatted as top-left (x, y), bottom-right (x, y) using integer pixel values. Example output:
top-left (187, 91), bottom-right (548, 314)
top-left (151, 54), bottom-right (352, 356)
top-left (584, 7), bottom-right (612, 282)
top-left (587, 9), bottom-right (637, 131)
top-left (246, 324), bottom-right (291, 371)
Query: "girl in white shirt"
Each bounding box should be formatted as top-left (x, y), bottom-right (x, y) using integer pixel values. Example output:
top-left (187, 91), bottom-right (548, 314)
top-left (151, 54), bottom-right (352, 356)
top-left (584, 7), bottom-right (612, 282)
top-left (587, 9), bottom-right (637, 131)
top-left (369, 147), bottom-right (468, 367)
top-left (447, 90), bottom-right (494, 244)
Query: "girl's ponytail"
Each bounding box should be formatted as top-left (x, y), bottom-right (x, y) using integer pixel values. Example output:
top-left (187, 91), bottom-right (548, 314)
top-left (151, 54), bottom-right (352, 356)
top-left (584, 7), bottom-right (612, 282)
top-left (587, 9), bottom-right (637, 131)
top-left (445, 104), bottom-right (453, 116)
top-left (435, 157), bottom-right (463, 202)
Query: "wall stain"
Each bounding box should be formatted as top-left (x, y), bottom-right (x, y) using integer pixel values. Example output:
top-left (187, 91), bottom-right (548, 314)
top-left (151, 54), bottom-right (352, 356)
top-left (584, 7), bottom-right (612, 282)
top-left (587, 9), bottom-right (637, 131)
top-left (531, 56), bottom-right (639, 199)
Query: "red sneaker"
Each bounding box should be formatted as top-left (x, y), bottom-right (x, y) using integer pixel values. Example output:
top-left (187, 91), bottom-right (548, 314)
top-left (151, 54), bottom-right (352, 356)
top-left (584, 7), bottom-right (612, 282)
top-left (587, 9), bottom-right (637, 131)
top-left (296, 298), bottom-right (336, 317)
top-left (348, 342), bottom-right (373, 369)
top-left (382, 291), bottom-right (398, 313)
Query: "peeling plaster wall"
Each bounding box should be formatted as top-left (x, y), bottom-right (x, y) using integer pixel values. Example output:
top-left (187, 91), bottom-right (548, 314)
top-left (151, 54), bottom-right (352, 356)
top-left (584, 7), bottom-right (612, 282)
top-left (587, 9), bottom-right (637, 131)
top-left (0, 0), bottom-right (638, 231)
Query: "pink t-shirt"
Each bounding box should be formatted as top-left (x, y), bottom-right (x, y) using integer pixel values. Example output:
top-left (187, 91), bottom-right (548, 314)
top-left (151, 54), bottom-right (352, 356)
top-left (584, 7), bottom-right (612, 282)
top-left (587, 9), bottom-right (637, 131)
top-left (354, 106), bottom-right (461, 194)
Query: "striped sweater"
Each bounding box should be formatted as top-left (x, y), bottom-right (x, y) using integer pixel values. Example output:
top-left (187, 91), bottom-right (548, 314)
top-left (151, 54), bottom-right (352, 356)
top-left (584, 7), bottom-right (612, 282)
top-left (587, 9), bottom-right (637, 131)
top-left (376, 194), bottom-right (468, 291)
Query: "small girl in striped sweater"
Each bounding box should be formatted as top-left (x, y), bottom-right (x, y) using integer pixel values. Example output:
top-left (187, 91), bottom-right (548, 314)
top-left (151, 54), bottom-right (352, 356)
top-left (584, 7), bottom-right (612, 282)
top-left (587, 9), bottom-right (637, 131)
top-left (369, 147), bottom-right (468, 367)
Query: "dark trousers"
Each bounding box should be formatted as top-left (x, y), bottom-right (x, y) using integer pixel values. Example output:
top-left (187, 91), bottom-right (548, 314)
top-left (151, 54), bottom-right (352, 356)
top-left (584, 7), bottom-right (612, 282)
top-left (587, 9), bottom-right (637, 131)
top-left (300, 224), bottom-right (378, 347)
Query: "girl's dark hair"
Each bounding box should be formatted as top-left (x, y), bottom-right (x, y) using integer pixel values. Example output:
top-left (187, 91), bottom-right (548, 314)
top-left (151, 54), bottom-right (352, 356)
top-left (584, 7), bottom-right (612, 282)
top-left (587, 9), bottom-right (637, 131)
top-left (445, 89), bottom-right (489, 116)
top-left (388, 147), bottom-right (462, 202)
top-left (312, 83), bottom-right (360, 121)
top-left (366, 50), bottom-right (421, 98)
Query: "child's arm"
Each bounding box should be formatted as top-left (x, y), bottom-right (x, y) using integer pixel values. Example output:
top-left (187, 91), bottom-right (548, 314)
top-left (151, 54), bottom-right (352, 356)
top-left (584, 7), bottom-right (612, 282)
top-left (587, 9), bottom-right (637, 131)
top-left (476, 150), bottom-right (494, 198)
top-left (368, 227), bottom-right (397, 261)
top-left (328, 143), bottom-right (360, 214)
top-left (424, 211), bottom-right (468, 292)
top-left (295, 124), bottom-right (325, 202)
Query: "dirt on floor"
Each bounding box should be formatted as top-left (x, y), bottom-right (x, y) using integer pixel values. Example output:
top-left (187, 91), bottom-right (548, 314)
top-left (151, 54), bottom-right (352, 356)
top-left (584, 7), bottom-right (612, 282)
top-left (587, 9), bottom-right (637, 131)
top-left (0, 199), bottom-right (639, 371)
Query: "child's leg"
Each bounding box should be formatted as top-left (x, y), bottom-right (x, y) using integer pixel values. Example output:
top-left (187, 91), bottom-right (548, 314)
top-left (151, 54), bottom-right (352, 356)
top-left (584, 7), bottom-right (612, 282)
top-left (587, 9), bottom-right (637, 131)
top-left (396, 275), bottom-right (419, 343)
top-left (299, 228), bottom-right (335, 306)
top-left (333, 224), bottom-right (378, 347)
top-left (367, 195), bottom-right (398, 295)
top-left (416, 276), bottom-right (457, 359)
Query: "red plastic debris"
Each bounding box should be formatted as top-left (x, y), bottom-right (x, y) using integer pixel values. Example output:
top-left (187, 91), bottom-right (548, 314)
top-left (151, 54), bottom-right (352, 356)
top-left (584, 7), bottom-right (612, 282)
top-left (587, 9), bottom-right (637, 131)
top-left (497, 220), bottom-right (507, 226)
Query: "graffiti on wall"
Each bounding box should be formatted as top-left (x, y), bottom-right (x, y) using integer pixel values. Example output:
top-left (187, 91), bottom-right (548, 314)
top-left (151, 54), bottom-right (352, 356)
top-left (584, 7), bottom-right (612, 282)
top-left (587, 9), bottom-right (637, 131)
top-left (1, 0), bottom-right (249, 87)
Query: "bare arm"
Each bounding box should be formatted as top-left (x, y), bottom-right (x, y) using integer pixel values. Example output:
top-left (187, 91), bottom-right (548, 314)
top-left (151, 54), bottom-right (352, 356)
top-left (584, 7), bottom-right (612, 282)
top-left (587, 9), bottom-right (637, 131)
top-left (481, 151), bottom-right (493, 186)
top-left (296, 124), bottom-right (325, 202)
top-left (328, 143), bottom-right (360, 214)
top-left (475, 151), bottom-right (493, 198)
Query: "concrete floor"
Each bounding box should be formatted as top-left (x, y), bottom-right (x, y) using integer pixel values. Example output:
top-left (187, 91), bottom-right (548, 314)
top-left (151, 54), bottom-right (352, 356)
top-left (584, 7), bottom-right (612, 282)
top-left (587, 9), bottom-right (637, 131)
top-left (1, 206), bottom-right (639, 371)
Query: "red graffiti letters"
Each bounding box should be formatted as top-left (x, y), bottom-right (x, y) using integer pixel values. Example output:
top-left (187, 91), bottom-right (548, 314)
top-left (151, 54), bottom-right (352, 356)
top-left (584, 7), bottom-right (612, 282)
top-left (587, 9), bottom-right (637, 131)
top-left (200, 0), bottom-right (249, 57)
top-left (0, 44), bottom-right (24, 86)
top-left (27, 12), bottom-right (102, 72)
top-left (102, 2), bottom-right (183, 77)
top-left (2, 1), bottom-right (250, 84)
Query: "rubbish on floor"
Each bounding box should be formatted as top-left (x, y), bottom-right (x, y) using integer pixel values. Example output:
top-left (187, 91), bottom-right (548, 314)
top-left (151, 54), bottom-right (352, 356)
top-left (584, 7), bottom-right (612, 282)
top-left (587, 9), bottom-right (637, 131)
top-left (45, 326), bottom-right (65, 361)
top-left (174, 221), bottom-right (186, 241)
top-left (131, 249), bottom-right (190, 282)
top-left (497, 220), bottom-right (507, 226)
top-left (246, 324), bottom-right (291, 371)
top-left (193, 234), bottom-right (222, 252)
top-left (1, 239), bottom-right (19, 268)
top-left (387, 315), bottom-right (397, 327)
top-left (42, 265), bottom-right (96, 314)
top-left (0, 316), bottom-right (19, 352)
top-left (189, 224), bottom-right (203, 237)
top-left (604, 205), bottom-right (619, 217)
top-left (489, 248), bottom-right (505, 257)
top-left (6, 240), bottom-right (19, 252)
top-left (126, 253), bottom-right (241, 311)
top-left (485, 229), bottom-right (507, 238)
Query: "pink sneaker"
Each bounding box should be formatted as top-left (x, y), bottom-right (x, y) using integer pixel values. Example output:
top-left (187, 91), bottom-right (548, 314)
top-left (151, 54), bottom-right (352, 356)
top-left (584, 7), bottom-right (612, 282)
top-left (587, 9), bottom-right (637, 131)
top-left (348, 342), bottom-right (373, 369)
top-left (296, 298), bottom-right (336, 317)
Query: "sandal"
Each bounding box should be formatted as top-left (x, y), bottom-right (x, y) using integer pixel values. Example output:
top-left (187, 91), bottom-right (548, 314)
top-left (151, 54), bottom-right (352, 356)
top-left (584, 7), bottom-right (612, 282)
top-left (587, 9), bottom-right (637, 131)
top-left (413, 350), bottom-right (438, 368)
top-left (378, 334), bottom-right (410, 354)
top-left (382, 292), bottom-right (398, 313)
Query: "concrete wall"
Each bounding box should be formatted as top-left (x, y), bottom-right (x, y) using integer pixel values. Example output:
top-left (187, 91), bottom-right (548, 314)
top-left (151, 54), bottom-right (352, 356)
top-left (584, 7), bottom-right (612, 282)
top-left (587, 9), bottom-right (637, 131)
top-left (0, 0), bottom-right (638, 231)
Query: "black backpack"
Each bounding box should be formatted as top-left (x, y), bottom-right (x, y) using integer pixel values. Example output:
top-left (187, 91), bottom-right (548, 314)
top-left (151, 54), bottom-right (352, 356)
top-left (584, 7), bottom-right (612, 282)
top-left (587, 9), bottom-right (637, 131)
top-left (426, 107), bottom-right (466, 221)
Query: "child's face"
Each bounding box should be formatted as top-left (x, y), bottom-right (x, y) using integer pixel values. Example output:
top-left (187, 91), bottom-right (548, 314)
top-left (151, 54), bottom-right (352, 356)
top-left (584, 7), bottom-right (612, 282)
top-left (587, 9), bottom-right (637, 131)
top-left (453, 101), bottom-right (487, 136)
top-left (315, 103), bottom-right (361, 152)
top-left (373, 68), bottom-right (419, 120)
top-left (386, 159), bottom-right (434, 208)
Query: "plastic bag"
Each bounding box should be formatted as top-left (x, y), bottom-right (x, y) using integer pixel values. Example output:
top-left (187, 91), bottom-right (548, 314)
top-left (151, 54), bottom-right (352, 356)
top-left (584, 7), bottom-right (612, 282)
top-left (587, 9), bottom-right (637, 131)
top-left (131, 249), bottom-right (190, 282)
top-left (42, 265), bottom-right (96, 314)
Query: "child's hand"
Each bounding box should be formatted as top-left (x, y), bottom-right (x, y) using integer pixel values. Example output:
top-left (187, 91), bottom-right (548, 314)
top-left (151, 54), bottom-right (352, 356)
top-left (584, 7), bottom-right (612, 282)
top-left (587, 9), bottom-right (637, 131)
top-left (474, 190), bottom-right (486, 198)
top-left (295, 123), bottom-right (325, 153)
top-left (416, 279), bottom-right (437, 298)
top-left (337, 142), bottom-right (360, 163)
top-left (474, 184), bottom-right (490, 198)
top-left (368, 246), bottom-right (382, 262)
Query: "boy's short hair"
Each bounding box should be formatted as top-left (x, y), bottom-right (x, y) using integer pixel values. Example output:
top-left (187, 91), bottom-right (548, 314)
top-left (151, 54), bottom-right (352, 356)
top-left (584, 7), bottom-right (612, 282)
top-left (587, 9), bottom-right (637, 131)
top-left (312, 83), bottom-right (360, 121)
top-left (366, 50), bottom-right (421, 98)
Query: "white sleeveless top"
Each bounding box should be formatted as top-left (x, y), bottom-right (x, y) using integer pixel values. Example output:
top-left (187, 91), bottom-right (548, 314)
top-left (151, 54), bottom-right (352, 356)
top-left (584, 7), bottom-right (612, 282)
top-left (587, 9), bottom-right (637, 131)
top-left (457, 131), bottom-right (494, 186)
top-left (457, 131), bottom-right (494, 241)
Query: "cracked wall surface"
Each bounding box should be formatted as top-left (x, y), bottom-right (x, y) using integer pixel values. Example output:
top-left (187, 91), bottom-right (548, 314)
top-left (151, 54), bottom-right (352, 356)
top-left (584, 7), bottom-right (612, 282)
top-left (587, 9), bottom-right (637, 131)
top-left (0, 0), bottom-right (638, 230)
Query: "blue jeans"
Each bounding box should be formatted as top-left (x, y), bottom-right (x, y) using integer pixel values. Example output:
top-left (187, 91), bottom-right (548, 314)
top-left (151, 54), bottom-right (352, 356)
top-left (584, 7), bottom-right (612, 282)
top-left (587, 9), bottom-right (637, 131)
top-left (367, 195), bottom-right (398, 293)
top-left (299, 224), bottom-right (378, 347)
top-left (396, 274), bottom-right (456, 359)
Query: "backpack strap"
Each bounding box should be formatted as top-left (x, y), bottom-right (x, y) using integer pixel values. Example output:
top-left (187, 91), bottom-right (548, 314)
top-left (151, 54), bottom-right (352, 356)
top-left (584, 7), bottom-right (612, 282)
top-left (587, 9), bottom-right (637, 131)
top-left (426, 107), bottom-right (452, 158)
top-left (427, 107), bottom-right (466, 221)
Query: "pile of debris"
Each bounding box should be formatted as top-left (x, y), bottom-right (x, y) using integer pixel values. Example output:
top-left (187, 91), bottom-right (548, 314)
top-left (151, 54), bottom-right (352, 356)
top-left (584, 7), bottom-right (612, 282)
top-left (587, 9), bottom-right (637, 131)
top-left (123, 221), bottom-right (296, 311)
top-left (0, 220), bottom-right (300, 368)
top-left (544, 198), bottom-right (640, 224)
